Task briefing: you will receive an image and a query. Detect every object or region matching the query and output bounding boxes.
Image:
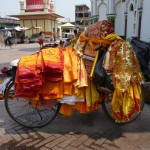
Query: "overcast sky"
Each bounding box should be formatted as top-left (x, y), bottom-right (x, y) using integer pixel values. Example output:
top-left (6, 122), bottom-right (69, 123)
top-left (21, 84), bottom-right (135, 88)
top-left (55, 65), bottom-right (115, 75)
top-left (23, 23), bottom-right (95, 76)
top-left (0, 0), bottom-right (91, 22)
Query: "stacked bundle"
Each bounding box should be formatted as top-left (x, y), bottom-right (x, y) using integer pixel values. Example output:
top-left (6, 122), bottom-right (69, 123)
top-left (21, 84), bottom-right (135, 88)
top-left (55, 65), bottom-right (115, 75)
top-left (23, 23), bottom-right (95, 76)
top-left (15, 53), bottom-right (43, 99)
top-left (15, 48), bottom-right (64, 106)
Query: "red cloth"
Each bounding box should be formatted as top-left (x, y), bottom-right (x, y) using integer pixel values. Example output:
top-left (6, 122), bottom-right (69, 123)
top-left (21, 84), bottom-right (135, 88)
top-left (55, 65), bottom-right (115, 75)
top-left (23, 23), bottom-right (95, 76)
top-left (38, 39), bottom-right (43, 45)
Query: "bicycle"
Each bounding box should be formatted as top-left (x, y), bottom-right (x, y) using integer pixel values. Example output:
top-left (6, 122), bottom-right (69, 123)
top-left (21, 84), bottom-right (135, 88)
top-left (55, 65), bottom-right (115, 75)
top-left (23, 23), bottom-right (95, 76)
top-left (3, 36), bottom-right (148, 128)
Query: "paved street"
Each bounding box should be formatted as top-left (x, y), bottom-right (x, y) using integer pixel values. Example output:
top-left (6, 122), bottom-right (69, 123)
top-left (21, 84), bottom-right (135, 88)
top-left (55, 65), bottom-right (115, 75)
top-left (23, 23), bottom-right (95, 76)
top-left (0, 43), bottom-right (150, 150)
top-left (0, 43), bottom-right (40, 68)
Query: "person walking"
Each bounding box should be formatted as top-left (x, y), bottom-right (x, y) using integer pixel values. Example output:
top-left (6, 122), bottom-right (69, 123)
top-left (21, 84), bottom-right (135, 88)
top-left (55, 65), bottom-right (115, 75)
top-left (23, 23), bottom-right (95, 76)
top-left (64, 38), bottom-right (70, 48)
top-left (5, 30), bottom-right (12, 46)
top-left (71, 29), bottom-right (79, 47)
top-left (38, 32), bottom-right (44, 49)
top-left (59, 40), bottom-right (64, 49)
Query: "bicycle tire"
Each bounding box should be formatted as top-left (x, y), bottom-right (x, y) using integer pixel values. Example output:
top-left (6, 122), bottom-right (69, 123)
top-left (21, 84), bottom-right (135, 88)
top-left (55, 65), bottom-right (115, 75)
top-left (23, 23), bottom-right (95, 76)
top-left (4, 82), bottom-right (62, 128)
top-left (101, 91), bottom-right (145, 124)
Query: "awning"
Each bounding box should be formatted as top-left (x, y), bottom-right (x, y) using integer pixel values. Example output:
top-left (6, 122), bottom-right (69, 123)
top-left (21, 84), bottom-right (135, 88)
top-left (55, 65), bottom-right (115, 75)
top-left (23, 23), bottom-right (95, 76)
top-left (15, 26), bottom-right (29, 31)
top-left (14, 26), bottom-right (43, 31)
top-left (25, 26), bottom-right (43, 30)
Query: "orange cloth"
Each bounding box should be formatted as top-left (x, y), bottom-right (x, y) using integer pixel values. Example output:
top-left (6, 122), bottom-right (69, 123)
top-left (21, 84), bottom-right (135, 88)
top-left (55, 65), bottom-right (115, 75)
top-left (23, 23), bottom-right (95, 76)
top-left (74, 57), bottom-right (88, 99)
top-left (15, 45), bottom-right (99, 115)
top-left (63, 46), bottom-right (78, 83)
top-left (79, 35), bottom-right (111, 54)
top-left (42, 48), bottom-right (64, 71)
top-left (63, 83), bottom-right (74, 95)
top-left (59, 104), bottom-right (74, 116)
top-left (15, 53), bottom-right (43, 99)
top-left (74, 58), bottom-right (88, 88)
top-left (62, 46), bottom-right (78, 96)
top-left (16, 53), bottom-right (38, 81)
top-left (59, 102), bottom-right (99, 116)
top-left (15, 47), bottom-right (64, 100)
top-left (85, 78), bottom-right (99, 107)
top-left (39, 80), bottom-right (63, 100)
top-left (74, 102), bottom-right (99, 113)
top-left (0, 94), bottom-right (3, 99)
top-left (42, 47), bottom-right (64, 81)
top-left (36, 51), bottom-right (44, 73)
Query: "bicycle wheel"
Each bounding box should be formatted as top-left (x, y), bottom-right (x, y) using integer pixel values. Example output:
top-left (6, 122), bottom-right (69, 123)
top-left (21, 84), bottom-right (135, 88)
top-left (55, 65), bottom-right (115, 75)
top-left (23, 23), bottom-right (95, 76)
top-left (101, 91), bottom-right (145, 124)
top-left (4, 82), bottom-right (62, 128)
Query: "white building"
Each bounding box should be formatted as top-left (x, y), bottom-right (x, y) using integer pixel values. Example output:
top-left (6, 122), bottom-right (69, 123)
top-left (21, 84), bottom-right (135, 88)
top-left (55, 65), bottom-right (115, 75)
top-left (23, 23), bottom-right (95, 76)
top-left (61, 22), bottom-right (75, 38)
top-left (90, 0), bottom-right (150, 42)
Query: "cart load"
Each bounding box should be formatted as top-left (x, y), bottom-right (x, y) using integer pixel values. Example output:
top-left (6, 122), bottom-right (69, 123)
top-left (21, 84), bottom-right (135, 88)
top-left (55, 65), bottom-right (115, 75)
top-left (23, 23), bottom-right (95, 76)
top-left (9, 20), bottom-right (146, 124)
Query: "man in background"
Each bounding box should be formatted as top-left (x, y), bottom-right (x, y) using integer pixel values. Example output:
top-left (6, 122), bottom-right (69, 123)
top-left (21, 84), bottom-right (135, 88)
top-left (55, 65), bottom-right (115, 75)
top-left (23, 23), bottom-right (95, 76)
top-left (71, 29), bottom-right (79, 47)
top-left (64, 38), bottom-right (70, 48)
top-left (38, 32), bottom-right (44, 49)
top-left (5, 30), bottom-right (12, 46)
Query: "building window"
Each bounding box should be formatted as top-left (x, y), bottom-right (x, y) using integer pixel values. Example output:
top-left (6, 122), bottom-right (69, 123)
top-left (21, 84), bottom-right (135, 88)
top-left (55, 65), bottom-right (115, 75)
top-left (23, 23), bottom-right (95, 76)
top-left (76, 21), bottom-right (80, 25)
top-left (66, 29), bottom-right (70, 33)
top-left (78, 13), bottom-right (83, 18)
top-left (130, 4), bottom-right (134, 11)
top-left (84, 13), bottom-right (89, 17)
top-left (79, 6), bottom-right (83, 11)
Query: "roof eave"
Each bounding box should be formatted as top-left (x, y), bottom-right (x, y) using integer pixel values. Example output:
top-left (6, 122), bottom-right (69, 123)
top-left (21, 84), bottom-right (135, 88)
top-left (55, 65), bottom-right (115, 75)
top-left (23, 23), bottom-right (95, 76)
top-left (8, 13), bottom-right (64, 19)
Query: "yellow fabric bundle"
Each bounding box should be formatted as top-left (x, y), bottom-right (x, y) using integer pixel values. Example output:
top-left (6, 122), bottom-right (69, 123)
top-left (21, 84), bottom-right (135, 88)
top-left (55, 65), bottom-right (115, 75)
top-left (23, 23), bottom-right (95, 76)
top-left (112, 83), bottom-right (141, 122)
top-left (102, 39), bottom-right (143, 122)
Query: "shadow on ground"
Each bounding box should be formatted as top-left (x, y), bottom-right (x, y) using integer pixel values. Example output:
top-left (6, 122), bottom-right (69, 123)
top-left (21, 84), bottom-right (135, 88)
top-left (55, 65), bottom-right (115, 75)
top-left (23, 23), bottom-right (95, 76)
top-left (0, 100), bottom-right (150, 149)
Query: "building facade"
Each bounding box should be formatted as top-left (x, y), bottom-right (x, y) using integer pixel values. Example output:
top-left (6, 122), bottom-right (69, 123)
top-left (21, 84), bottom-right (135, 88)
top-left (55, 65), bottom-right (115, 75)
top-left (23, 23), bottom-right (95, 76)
top-left (9, 0), bottom-right (64, 40)
top-left (75, 4), bottom-right (91, 31)
top-left (61, 22), bottom-right (75, 38)
top-left (90, 0), bottom-right (150, 41)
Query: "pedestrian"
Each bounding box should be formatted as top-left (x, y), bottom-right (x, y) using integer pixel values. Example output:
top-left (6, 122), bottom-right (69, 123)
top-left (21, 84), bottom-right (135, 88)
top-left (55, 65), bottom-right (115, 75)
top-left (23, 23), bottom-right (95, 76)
top-left (58, 40), bottom-right (65, 50)
top-left (38, 32), bottom-right (44, 49)
top-left (71, 29), bottom-right (79, 47)
top-left (64, 38), bottom-right (70, 48)
top-left (5, 30), bottom-right (12, 46)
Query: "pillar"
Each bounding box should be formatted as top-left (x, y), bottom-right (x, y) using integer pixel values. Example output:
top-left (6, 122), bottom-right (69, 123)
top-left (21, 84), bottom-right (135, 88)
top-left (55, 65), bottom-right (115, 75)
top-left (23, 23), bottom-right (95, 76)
top-left (107, 14), bottom-right (116, 28)
top-left (19, 0), bottom-right (25, 13)
top-left (44, 0), bottom-right (48, 12)
top-left (140, 0), bottom-right (149, 41)
top-left (108, 0), bottom-right (115, 14)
